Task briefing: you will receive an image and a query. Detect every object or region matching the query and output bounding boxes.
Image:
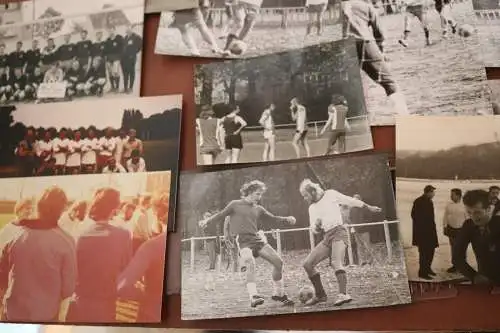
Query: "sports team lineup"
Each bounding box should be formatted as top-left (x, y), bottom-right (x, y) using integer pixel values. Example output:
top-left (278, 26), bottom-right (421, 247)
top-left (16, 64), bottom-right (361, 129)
top-left (0, 2), bottom-right (143, 103)
top-left (180, 156), bottom-right (411, 319)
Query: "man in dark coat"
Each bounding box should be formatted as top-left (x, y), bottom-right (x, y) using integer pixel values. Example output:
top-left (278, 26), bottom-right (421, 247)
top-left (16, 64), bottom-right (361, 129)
top-left (411, 185), bottom-right (438, 280)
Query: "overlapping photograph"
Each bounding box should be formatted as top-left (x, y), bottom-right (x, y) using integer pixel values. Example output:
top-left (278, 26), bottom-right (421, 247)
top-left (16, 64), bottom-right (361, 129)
top-left (0, 171), bottom-right (170, 323)
top-left (194, 39), bottom-right (373, 165)
top-left (0, 95), bottom-right (182, 230)
top-left (0, 0), bottom-right (144, 104)
top-left (178, 153), bottom-right (411, 320)
top-left (472, 0), bottom-right (500, 67)
top-left (396, 115), bottom-right (500, 286)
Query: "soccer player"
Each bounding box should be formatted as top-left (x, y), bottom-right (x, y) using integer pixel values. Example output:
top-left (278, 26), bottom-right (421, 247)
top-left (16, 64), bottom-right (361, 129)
top-left (81, 128), bottom-right (100, 174)
top-left (102, 157), bottom-right (126, 174)
top-left (259, 103), bottom-right (276, 162)
top-left (320, 95), bottom-right (351, 155)
top-left (219, 0), bottom-right (240, 39)
top-left (305, 0), bottom-right (328, 37)
top-left (66, 187), bottom-right (132, 322)
top-left (7, 41), bottom-right (25, 79)
top-left (66, 130), bottom-right (83, 175)
top-left (9, 67), bottom-right (28, 102)
top-left (105, 26), bottom-right (124, 93)
top-left (341, 0), bottom-right (408, 114)
top-left (221, 104), bottom-right (247, 164)
top-left (41, 38), bottom-right (58, 72)
top-left (35, 130), bottom-right (53, 175)
top-left (15, 128), bottom-right (37, 177)
top-left (76, 30), bottom-right (93, 71)
top-left (196, 107), bottom-right (222, 165)
top-left (24, 39), bottom-right (41, 76)
top-left (64, 60), bottom-right (87, 97)
top-left (85, 57), bottom-right (107, 96)
top-left (290, 97), bottom-right (311, 158)
top-left (201, 211), bottom-right (220, 271)
top-left (58, 200), bottom-right (88, 239)
top-left (43, 61), bottom-right (64, 83)
top-left (222, 0), bottom-right (264, 56)
top-left (199, 180), bottom-right (296, 308)
top-left (52, 129), bottom-right (70, 175)
top-left (123, 128), bottom-right (143, 162)
top-left (442, 188), bottom-right (467, 273)
top-left (299, 179), bottom-right (381, 306)
top-left (454, 190), bottom-right (500, 286)
top-left (98, 128), bottom-right (117, 172)
top-left (0, 44), bottom-right (8, 73)
top-left (26, 66), bottom-right (44, 100)
top-left (435, 0), bottom-right (457, 38)
top-left (114, 129), bottom-right (128, 165)
top-left (126, 149), bottom-right (147, 173)
top-left (0, 186), bottom-right (76, 322)
top-left (91, 31), bottom-right (106, 64)
top-left (398, 0), bottom-right (432, 47)
top-left (121, 24), bottom-right (142, 94)
top-left (0, 67), bottom-right (10, 101)
top-left (57, 34), bottom-right (77, 71)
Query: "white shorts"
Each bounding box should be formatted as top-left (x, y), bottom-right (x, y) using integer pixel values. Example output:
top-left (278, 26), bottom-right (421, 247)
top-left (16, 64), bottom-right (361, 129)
top-left (263, 130), bottom-right (274, 140)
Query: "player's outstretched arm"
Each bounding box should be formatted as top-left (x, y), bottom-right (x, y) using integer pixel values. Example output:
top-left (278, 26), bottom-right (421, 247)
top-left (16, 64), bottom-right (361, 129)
top-left (320, 112), bottom-right (333, 136)
top-left (334, 190), bottom-right (382, 212)
top-left (199, 201), bottom-right (236, 228)
top-left (258, 206), bottom-right (296, 225)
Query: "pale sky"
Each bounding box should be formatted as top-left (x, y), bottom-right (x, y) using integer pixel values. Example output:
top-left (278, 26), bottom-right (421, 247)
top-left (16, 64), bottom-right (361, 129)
top-left (396, 115), bottom-right (500, 152)
top-left (33, 0), bottom-right (144, 17)
top-left (0, 324), bottom-right (40, 333)
top-left (12, 95), bottom-right (181, 129)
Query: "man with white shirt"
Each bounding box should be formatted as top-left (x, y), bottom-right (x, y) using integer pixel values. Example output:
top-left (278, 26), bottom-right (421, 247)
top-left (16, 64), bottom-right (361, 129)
top-left (123, 128), bottom-right (143, 162)
top-left (126, 149), bottom-right (147, 173)
top-left (51, 129), bottom-right (70, 175)
top-left (305, 0), bottom-right (328, 36)
top-left (290, 97), bottom-right (311, 158)
top-left (66, 130), bottom-right (83, 174)
top-left (300, 179), bottom-right (381, 306)
top-left (35, 130), bottom-right (53, 174)
top-left (114, 129), bottom-right (128, 166)
top-left (98, 128), bottom-right (116, 172)
top-left (443, 188), bottom-right (468, 273)
top-left (258, 103), bottom-right (276, 162)
top-left (81, 128), bottom-right (100, 174)
top-left (102, 157), bottom-right (126, 174)
top-left (222, 0), bottom-right (263, 56)
top-left (320, 95), bottom-right (351, 155)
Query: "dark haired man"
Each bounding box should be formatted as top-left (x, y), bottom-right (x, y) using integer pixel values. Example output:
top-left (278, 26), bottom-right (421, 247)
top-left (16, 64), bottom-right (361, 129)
top-left (411, 184), bottom-right (438, 280)
top-left (76, 30), bottom-right (93, 70)
top-left (442, 188), bottom-right (467, 273)
top-left (454, 189), bottom-right (500, 286)
top-left (488, 185), bottom-right (500, 217)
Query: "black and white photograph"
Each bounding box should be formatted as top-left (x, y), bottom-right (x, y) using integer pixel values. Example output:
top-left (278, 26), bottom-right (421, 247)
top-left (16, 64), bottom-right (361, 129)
top-left (0, 171), bottom-right (171, 323)
top-left (0, 95), bottom-right (181, 230)
top-left (396, 115), bottom-right (500, 285)
top-left (490, 79), bottom-right (500, 114)
top-left (178, 153), bottom-right (411, 320)
top-left (472, 0), bottom-right (500, 67)
top-left (194, 39), bottom-right (373, 165)
top-left (0, 0), bottom-right (144, 104)
top-left (145, 0), bottom-right (198, 14)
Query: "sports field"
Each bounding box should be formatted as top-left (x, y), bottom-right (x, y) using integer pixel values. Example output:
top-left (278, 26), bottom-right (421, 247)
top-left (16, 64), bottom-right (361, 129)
top-left (196, 121), bottom-right (373, 165)
top-left (158, 0), bottom-right (491, 125)
top-left (396, 177), bottom-right (488, 282)
top-left (181, 241), bottom-right (411, 319)
top-left (473, 12), bottom-right (500, 67)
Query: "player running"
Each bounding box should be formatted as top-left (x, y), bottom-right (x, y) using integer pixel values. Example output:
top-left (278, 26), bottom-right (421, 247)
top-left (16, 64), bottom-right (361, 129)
top-left (259, 103), bottom-right (276, 162)
top-left (199, 180), bottom-right (296, 308)
top-left (320, 95), bottom-right (351, 155)
top-left (305, 0), bottom-right (328, 37)
top-left (398, 0), bottom-right (433, 47)
top-left (299, 179), bottom-right (381, 306)
top-left (341, 0), bottom-right (408, 115)
top-left (222, 0), bottom-right (263, 56)
top-left (290, 97), bottom-right (311, 158)
top-left (435, 0), bottom-right (457, 38)
top-left (196, 106), bottom-right (223, 165)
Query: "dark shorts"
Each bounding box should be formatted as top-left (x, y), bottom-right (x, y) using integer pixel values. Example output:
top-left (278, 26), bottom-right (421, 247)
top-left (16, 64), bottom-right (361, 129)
top-left (172, 8), bottom-right (202, 27)
top-left (321, 225), bottom-right (348, 248)
top-left (434, 0), bottom-right (450, 12)
top-left (356, 40), bottom-right (397, 96)
top-left (295, 129), bottom-right (308, 141)
top-left (328, 129), bottom-right (346, 146)
top-left (224, 134), bottom-right (243, 150)
top-left (237, 233), bottom-right (266, 257)
top-left (307, 3), bottom-right (327, 12)
top-left (206, 237), bottom-right (221, 254)
top-left (406, 4), bottom-right (424, 19)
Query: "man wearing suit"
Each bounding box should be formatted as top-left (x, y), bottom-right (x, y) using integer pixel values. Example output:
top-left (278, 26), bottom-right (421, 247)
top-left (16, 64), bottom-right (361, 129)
top-left (121, 24), bottom-right (143, 94)
top-left (488, 186), bottom-right (500, 217)
top-left (411, 185), bottom-right (438, 280)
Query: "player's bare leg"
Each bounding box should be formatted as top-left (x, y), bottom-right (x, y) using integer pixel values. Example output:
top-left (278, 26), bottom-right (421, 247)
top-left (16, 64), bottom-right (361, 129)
top-left (316, 10), bottom-right (325, 35)
top-left (302, 243), bottom-right (330, 305)
top-left (258, 244), bottom-right (294, 306)
top-left (224, 149), bottom-right (232, 164)
top-left (306, 12), bottom-right (315, 36)
top-left (268, 135), bottom-right (276, 161)
top-left (193, 9), bottom-right (223, 54)
top-left (240, 248), bottom-right (265, 307)
top-left (439, 4), bottom-right (457, 38)
top-left (338, 135), bottom-right (346, 154)
top-left (302, 137), bottom-right (311, 157)
top-left (238, 9), bottom-right (258, 41)
top-left (231, 148), bottom-right (241, 163)
top-left (202, 153), bottom-right (214, 165)
top-left (330, 240), bottom-right (352, 306)
top-left (262, 141), bottom-right (270, 161)
top-left (398, 12), bottom-right (412, 47)
top-left (178, 25), bottom-right (201, 56)
top-left (292, 133), bottom-right (302, 158)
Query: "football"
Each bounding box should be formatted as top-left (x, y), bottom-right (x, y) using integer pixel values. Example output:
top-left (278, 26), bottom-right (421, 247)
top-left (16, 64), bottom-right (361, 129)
top-left (457, 24), bottom-right (475, 38)
top-left (298, 285), bottom-right (315, 304)
top-left (229, 40), bottom-right (248, 56)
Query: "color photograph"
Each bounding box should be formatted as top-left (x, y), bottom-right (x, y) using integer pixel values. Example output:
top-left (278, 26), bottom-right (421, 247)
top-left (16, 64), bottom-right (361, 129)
top-left (396, 115), bottom-right (500, 286)
top-left (178, 153), bottom-right (411, 320)
top-left (0, 171), bottom-right (171, 323)
top-left (472, 0), bottom-right (500, 67)
top-left (0, 0), bottom-right (144, 104)
top-left (194, 39), bottom-right (373, 165)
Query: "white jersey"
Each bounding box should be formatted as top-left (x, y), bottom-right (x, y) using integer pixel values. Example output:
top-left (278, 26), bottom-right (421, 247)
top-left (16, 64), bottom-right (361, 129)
top-left (306, 0), bottom-right (328, 5)
top-left (66, 139), bottom-right (83, 167)
top-left (102, 163), bottom-right (126, 174)
top-left (259, 109), bottom-right (274, 131)
top-left (81, 138), bottom-right (99, 165)
top-left (308, 189), bottom-right (365, 232)
top-left (98, 137), bottom-right (116, 157)
top-left (114, 136), bottom-right (128, 162)
top-left (130, 208), bottom-right (154, 241)
top-left (126, 157), bottom-right (146, 173)
top-left (51, 137), bottom-right (70, 166)
top-left (295, 105), bottom-right (307, 132)
top-left (35, 140), bottom-right (52, 162)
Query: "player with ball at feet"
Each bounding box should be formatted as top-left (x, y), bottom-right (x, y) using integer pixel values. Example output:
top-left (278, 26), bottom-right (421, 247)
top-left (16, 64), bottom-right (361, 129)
top-left (299, 179), bottom-right (382, 306)
top-left (199, 180), bottom-right (296, 308)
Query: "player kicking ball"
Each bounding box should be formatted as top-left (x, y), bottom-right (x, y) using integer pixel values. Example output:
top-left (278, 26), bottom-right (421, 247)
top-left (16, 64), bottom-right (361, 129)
top-left (222, 0), bottom-right (263, 56)
top-left (299, 179), bottom-right (382, 306)
top-left (199, 180), bottom-right (296, 308)
top-left (435, 0), bottom-right (457, 38)
top-left (398, 0), bottom-right (433, 47)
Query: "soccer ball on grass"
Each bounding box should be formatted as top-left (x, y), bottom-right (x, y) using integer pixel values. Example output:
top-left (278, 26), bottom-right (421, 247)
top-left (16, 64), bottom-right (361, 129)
top-left (298, 285), bottom-right (315, 304)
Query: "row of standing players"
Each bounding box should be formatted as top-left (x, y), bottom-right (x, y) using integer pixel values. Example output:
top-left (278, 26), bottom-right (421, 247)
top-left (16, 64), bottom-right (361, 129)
top-left (0, 26), bottom-right (142, 101)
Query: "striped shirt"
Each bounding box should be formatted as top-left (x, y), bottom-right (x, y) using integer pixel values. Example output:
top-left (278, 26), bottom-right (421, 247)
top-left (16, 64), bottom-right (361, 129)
top-left (328, 104), bottom-right (349, 130)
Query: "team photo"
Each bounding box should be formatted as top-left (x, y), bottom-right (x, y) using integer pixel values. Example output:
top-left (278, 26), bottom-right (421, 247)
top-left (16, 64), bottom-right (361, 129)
top-left (0, 0), bottom-right (144, 104)
top-left (471, 0), bottom-right (500, 67)
top-left (396, 115), bottom-right (500, 286)
top-left (178, 153), bottom-right (411, 320)
top-left (194, 39), bottom-right (373, 165)
top-left (0, 171), bottom-right (171, 323)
